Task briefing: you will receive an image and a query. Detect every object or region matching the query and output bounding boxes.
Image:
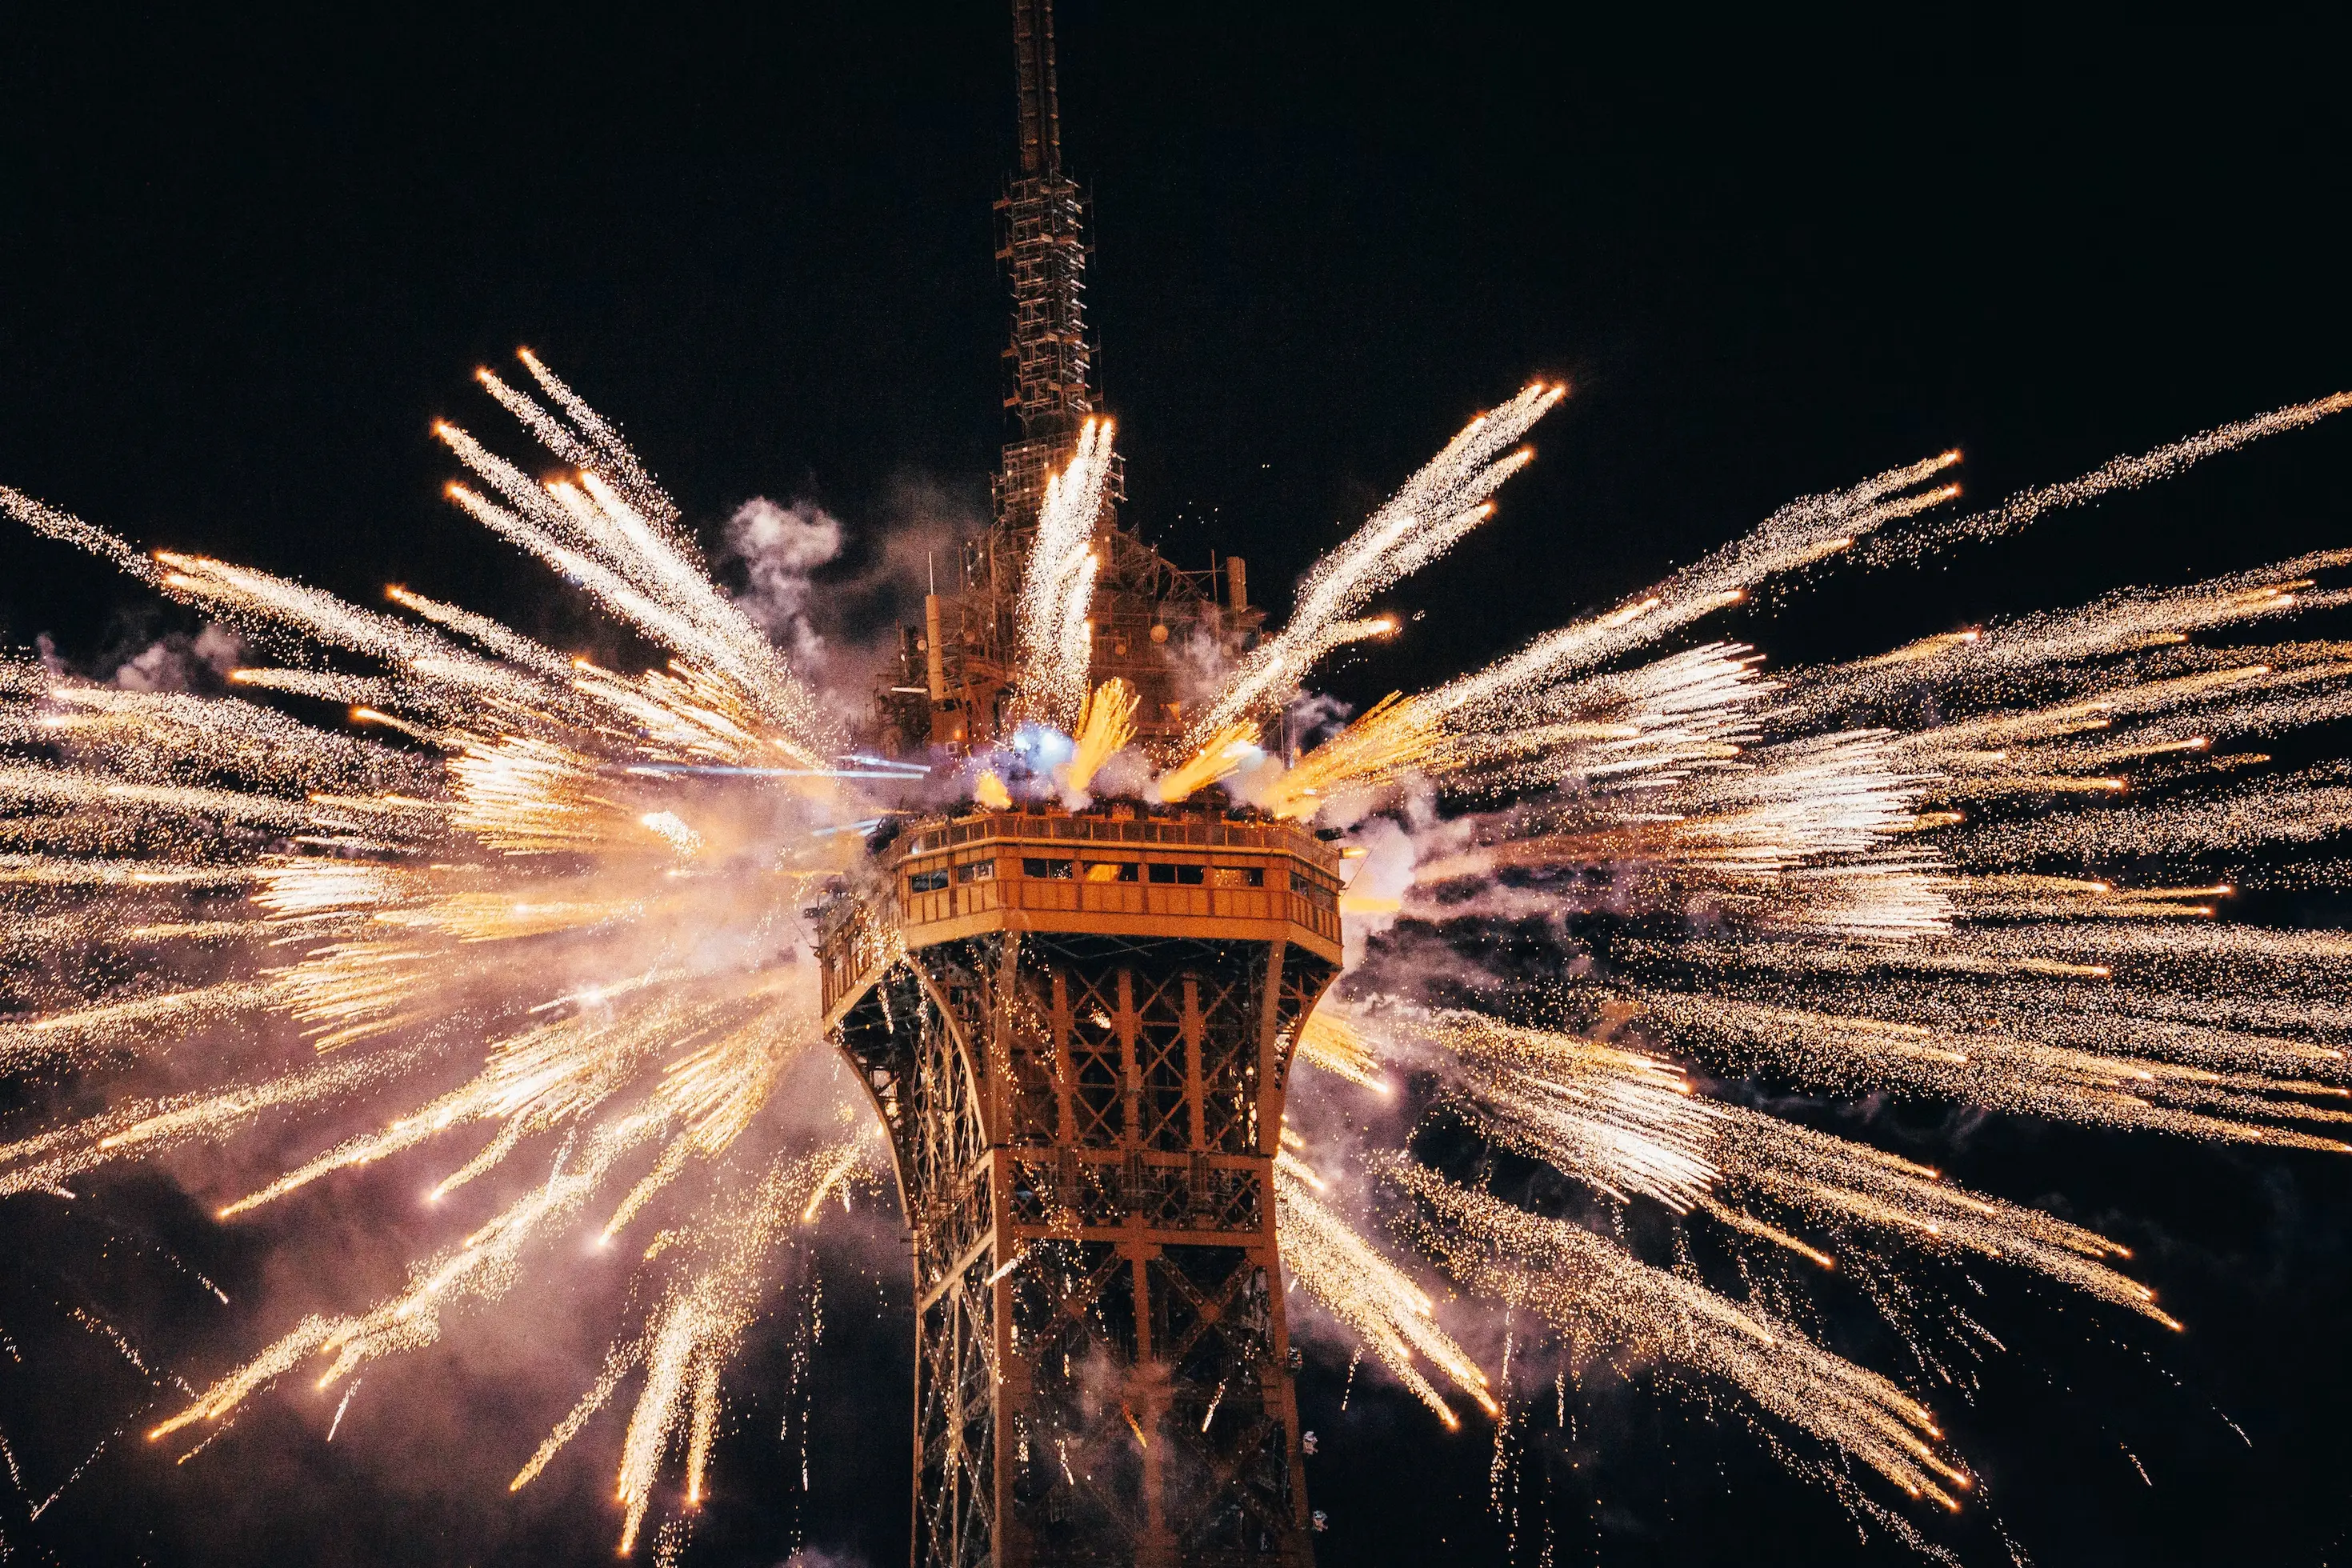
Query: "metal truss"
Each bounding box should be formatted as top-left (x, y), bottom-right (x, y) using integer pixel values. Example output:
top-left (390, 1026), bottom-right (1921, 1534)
top-left (835, 932), bottom-right (1336, 1566)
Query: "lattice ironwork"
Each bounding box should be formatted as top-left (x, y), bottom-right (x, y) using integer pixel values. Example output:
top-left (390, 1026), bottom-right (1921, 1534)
top-left (829, 904), bottom-right (1336, 1566)
top-left (994, 0), bottom-right (1114, 530)
top-left (838, 3), bottom-right (1329, 1544)
top-left (872, 0), bottom-right (1261, 759)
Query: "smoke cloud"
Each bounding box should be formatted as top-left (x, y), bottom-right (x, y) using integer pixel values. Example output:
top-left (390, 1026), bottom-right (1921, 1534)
top-left (716, 476), bottom-right (985, 726)
top-left (33, 620), bottom-right (245, 693)
top-left (722, 498), bottom-right (845, 670)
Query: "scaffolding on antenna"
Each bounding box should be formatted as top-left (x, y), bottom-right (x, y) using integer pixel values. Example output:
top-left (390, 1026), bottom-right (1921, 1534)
top-left (841, 6), bottom-right (1322, 1566)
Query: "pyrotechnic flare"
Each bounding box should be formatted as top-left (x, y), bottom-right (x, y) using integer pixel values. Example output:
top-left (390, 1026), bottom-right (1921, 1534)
top-left (1252, 692), bottom-right (1451, 821)
top-left (1222, 388), bottom-right (2352, 1516)
top-left (1062, 677), bottom-right (1138, 796)
top-left (1862, 391), bottom-right (2352, 562)
top-left (3, 354), bottom-right (880, 1551)
top-left (1402, 450), bottom-right (1964, 735)
top-left (1274, 1154), bottom-right (1496, 1428)
top-left (1290, 1009), bottom-right (1393, 1095)
top-left (1010, 418), bottom-right (1116, 730)
top-left (1150, 721), bottom-right (1257, 805)
top-left (1413, 1009), bottom-right (1722, 1211)
top-left (1391, 1166), bottom-right (1974, 1510)
top-left (4, 355), bottom-right (2351, 1559)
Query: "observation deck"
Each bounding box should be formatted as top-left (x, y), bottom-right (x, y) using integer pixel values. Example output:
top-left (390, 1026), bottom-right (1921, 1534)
top-left (818, 803), bottom-right (1343, 1023)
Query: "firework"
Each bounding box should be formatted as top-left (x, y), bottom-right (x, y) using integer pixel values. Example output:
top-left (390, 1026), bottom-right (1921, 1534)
top-left (1863, 392), bottom-right (2352, 562)
top-left (1062, 678), bottom-right (1138, 796)
top-left (1189, 382), bottom-right (1563, 740)
top-left (1250, 693), bottom-right (1450, 821)
top-left (1149, 721), bottom-right (1257, 806)
top-left (1290, 1008), bottom-right (1394, 1096)
top-left (4, 356), bottom-right (2350, 1559)
top-left (1234, 390), bottom-right (2352, 1514)
top-left (3, 356), bottom-right (875, 1551)
top-left (1391, 1165), bottom-right (1974, 1510)
top-left (1011, 418), bottom-right (1117, 730)
top-left (1273, 1154), bottom-right (1496, 1428)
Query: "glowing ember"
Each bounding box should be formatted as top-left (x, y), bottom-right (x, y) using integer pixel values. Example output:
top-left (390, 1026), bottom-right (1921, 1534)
top-left (3, 355), bottom-right (2350, 1554)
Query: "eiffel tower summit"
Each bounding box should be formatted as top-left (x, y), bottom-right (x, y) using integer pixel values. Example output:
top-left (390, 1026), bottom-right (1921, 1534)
top-left (821, 2), bottom-right (1333, 1564)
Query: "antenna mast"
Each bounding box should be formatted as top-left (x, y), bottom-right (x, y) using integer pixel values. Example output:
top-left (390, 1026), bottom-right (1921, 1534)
top-left (994, 0), bottom-right (1116, 534)
top-left (874, 0), bottom-right (1259, 757)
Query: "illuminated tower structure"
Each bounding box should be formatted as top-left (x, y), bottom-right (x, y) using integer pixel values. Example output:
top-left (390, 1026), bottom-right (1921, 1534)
top-left (877, 0), bottom-right (1258, 758)
top-left (831, 4), bottom-right (1329, 1565)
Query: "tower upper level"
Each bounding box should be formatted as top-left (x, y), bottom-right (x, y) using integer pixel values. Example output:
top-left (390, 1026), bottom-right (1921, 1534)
top-left (873, 2), bottom-right (1266, 758)
top-left (817, 800), bottom-right (1343, 1022)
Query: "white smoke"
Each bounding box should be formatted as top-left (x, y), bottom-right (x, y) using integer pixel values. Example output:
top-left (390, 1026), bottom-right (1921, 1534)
top-left (33, 621), bottom-right (245, 691)
top-left (717, 478), bottom-right (985, 733)
top-left (1340, 814), bottom-right (1416, 966)
top-left (115, 621), bottom-right (244, 690)
top-left (722, 498), bottom-right (845, 672)
top-left (781, 1546), bottom-right (873, 1568)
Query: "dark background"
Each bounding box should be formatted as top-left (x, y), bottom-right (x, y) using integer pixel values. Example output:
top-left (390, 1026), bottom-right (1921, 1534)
top-left (3, 5), bottom-right (2350, 1565)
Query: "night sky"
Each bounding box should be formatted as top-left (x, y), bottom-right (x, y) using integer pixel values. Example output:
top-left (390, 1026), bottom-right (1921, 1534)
top-left (4, 6), bottom-right (2351, 1566)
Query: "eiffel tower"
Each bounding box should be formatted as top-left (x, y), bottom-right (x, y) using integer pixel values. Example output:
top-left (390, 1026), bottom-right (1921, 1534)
top-left (827, 4), bottom-right (1327, 1563)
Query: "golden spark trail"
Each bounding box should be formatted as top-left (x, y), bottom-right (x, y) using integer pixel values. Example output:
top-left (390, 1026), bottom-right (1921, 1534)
top-left (1396, 1166), bottom-right (1971, 1509)
top-left (1419, 452), bottom-right (1962, 726)
top-left (1193, 383), bottom-right (1564, 740)
top-left (512, 1347), bottom-right (639, 1493)
top-left (1274, 1158), bottom-right (1494, 1427)
top-left (6, 346), bottom-right (2351, 1556)
top-left (1151, 722), bottom-right (1258, 806)
top-left (1254, 694), bottom-right (1450, 820)
top-left (1867, 392), bottom-right (2352, 562)
top-left (1292, 1010), bottom-right (1394, 1095)
top-left (1064, 678), bottom-right (1138, 796)
top-left (1623, 991), bottom-right (2352, 1150)
top-left (1011, 420), bottom-right (1116, 729)
top-left (1418, 1010), bottom-right (1722, 1211)
top-left (1705, 1109), bottom-right (2175, 1325)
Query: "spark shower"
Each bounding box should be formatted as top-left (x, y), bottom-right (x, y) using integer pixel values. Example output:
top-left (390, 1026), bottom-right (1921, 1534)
top-left (2, 352), bottom-right (2350, 1559)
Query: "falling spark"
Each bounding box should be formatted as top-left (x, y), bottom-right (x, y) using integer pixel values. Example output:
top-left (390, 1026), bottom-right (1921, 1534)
top-left (326, 1379), bottom-right (361, 1442)
top-left (1277, 1156), bottom-right (1496, 1426)
top-left (1063, 678), bottom-right (1139, 795)
top-left (3, 355), bottom-right (2348, 1553)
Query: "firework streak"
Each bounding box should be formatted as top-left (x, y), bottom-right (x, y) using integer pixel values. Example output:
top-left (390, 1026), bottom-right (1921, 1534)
top-left (3, 362), bottom-right (2349, 1550)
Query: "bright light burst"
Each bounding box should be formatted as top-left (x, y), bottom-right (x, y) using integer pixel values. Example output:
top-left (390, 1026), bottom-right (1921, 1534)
top-left (3, 356), bottom-right (2350, 1555)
